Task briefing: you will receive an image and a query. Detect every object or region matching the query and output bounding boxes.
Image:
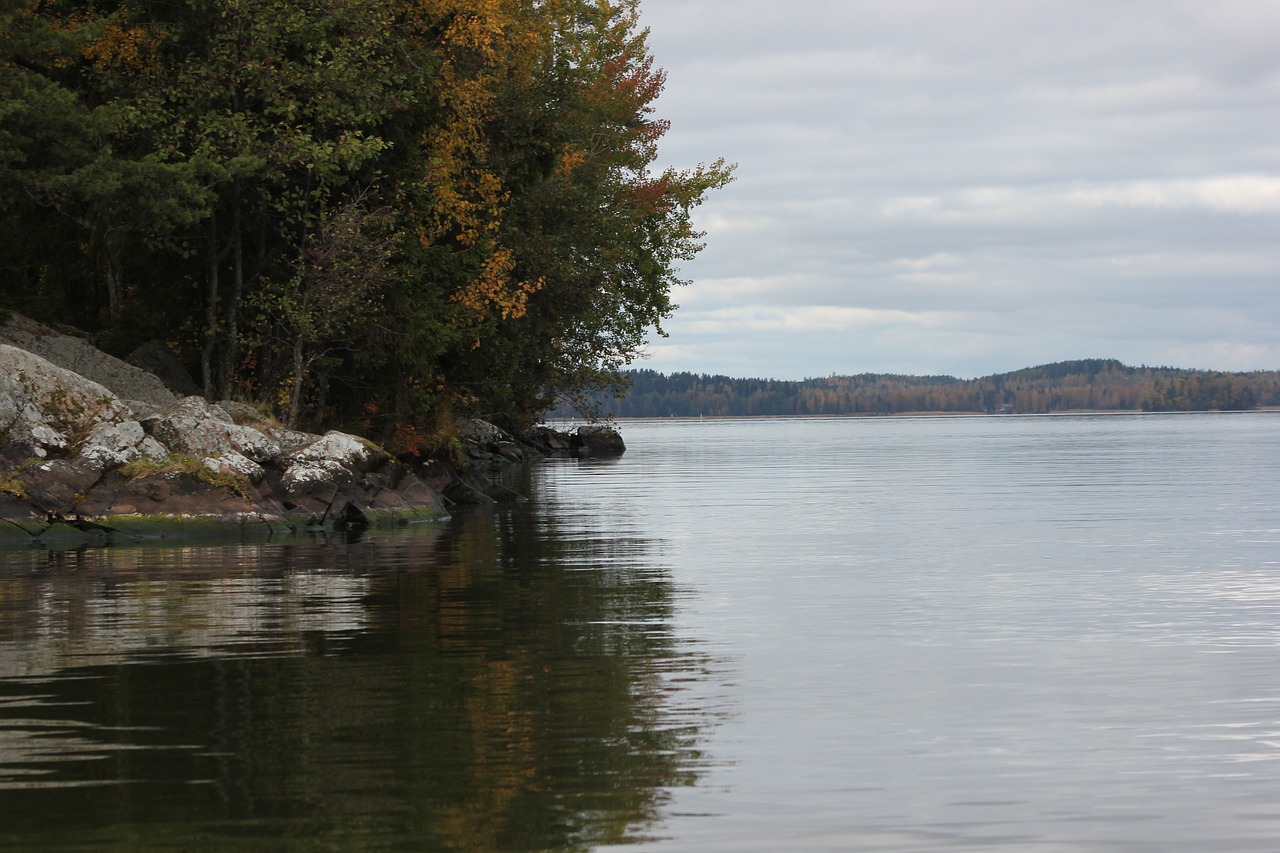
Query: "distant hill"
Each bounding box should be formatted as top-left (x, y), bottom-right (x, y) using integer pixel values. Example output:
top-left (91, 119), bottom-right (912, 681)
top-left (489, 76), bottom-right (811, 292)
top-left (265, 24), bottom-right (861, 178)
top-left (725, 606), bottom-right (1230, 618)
top-left (547, 359), bottom-right (1280, 418)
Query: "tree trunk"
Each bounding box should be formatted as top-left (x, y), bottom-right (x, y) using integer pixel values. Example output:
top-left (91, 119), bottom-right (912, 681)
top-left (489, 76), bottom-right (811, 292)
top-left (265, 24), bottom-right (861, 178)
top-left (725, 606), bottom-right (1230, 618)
top-left (217, 198), bottom-right (243, 401)
top-left (287, 338), bottom-right (308, 429)
top-left (201, 213), bottom-right (220, 398)
top-left (105, 256), bottom-right (123, 322)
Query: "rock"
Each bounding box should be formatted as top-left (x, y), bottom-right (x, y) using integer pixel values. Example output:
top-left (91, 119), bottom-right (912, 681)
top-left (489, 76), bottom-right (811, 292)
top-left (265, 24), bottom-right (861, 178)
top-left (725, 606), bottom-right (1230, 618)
top-left (574, 425), bottom-right (626, 456)
top-left (287, 431), bottom-right (388, 471)
top-left (265, 426), bottom-right (320, 455)
top-left (126, 340), bottom-right (202, 398)
top-left (0, 493), bottom-right (44, 543)
top-left (458, 418), bottom-right (537, 466)
top-left (14, 458), bottom-right (104, 513)
top-left (81, 419), bottom-right (169, 470)
top-left (280, 431), bottom-right (389, 497)
top-left (0, 318), bottom-right (460, 542)
top-left (441, 467), bottom-right (500, 504)
top-left (0, 314), bottom-right (177, 406)
top-left (123, 399), bottom-right (165, 420)
top-left (523, 425), bottom-right (574, 453)
top-left (387, 473), bottom-right (449, 516)
top-left (203, 452), bottom-right (266, 484)
top-left (458, 418), bottom-right (513, 446)
top-left (0, 344), bottom-right (135, 459)
top-left (149, 396), bottom-right (283, 463)
top-left (216, 400), bottom-right (269, 426)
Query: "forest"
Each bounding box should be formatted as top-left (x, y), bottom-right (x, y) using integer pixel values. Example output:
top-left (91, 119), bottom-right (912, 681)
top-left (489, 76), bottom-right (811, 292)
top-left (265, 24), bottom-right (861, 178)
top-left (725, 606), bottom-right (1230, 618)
top-left (549, 360), bottom-right (1280, 418)
top-left (0, 0), bottom-right (732, 450)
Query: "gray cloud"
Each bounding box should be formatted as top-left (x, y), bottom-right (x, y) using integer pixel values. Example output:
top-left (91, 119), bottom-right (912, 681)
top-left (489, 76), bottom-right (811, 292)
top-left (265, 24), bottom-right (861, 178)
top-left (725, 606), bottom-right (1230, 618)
top-left (635, 0), bottom-right (1280, 378)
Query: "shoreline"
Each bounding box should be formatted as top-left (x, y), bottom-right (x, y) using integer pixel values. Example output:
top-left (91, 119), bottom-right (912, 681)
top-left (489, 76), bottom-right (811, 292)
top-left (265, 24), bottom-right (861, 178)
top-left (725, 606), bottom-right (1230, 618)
top-left (0, 316), bottom-right (623, 550)
top-left (559, 407), bottom-right (1278, 423)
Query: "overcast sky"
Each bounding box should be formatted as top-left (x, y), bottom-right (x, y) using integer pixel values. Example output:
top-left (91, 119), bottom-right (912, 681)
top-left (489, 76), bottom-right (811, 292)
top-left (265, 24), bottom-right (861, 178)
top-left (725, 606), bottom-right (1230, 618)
top-left (634, 0), bottom-right (1279, 380)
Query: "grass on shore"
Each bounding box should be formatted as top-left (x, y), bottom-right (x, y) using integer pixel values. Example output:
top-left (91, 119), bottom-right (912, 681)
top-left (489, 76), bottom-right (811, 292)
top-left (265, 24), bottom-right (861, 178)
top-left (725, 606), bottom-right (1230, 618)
top-left (120, 454), bottom-right (254, 501)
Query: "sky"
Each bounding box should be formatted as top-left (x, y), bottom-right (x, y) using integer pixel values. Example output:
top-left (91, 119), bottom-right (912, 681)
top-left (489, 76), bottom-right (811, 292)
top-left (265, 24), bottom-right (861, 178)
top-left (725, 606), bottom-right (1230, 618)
top-left (633, 0), bottom-right (1280, 380)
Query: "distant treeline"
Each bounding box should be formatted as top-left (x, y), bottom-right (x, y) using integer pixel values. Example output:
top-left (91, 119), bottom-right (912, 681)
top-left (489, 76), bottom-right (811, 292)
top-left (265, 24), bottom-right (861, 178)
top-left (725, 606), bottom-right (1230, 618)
top-left (549, 359), bottom-right (1280, 418)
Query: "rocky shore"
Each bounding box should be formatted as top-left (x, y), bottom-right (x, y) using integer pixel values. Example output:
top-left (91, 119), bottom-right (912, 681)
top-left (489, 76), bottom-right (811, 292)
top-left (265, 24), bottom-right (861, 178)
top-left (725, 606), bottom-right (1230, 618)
top-left (0, 314), bottom-right (622, 548)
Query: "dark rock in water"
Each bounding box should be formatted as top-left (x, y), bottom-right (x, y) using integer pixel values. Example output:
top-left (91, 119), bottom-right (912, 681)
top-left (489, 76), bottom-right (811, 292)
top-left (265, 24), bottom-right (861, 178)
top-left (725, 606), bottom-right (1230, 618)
top-left (442, 468), bottom-right (498, 504)
top-left (522, 425), bottom-right (574, 454)
top-left (574, 425), bottom-right (626, 456)
top-left (457, 418), bottom-right (537, 467)
top-left (126, 340), bottom-right (202, 398)
top-left (463, 420), bottom-right (626, 461)
top-left (440, 466), bottom-right (527, 504)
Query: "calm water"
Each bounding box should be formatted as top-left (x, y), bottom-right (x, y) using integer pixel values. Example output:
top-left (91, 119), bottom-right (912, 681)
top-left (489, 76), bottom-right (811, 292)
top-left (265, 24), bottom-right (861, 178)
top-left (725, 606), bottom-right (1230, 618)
top-left (1, 412), bottom-right (1278, 851)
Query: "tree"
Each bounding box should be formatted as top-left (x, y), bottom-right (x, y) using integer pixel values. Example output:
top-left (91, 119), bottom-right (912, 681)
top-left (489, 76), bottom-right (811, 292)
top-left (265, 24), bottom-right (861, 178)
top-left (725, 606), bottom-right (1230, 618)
top-left (253, 189), bottom-right (400, 428)
top-left (434, 0), bottom-right (734, 429)
top-left (2, 0), bottom-right (735, 445)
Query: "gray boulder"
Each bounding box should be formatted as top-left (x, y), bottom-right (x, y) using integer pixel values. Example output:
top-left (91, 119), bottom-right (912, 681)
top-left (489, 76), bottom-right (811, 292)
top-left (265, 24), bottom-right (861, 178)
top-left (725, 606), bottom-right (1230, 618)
top-left (146, 396), bottom-right (284, 483)
top-left (459, 418), bottom-right (528, 465)
top-left (126, 340), bottom-right (202, 398)
top-left (458, 418), bottom-right (513, 446)
top-left (281, 431), bottom-right (390, 497)
top-left (0, 344), bottom-right (134, 460)
top-left (0, 314), bottom-right (176, 407)
top-left (81, 419), bottom-right (168, 470)
top-left (148, 397), bottom-right (282, 461)
top-left (266, 426), bottom-right (322, 456)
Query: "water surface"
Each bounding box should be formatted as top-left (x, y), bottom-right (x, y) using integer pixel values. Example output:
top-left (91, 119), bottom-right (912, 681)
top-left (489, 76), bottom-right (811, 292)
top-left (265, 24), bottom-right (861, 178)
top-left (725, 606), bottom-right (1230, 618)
top-left (1, 413), bottom-right (1278, 851)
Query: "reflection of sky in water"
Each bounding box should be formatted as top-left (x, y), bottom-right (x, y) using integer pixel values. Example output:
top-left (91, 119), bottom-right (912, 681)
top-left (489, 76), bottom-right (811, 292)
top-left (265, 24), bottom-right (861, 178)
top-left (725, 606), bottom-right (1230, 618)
top-left (577, 414), bottom-right (1280, 852)
top-left (0, 559), bottom-right (372, 678)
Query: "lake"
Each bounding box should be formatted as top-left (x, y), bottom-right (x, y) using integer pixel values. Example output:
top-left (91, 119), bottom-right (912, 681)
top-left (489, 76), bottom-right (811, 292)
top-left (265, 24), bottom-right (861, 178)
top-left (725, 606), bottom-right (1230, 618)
top-left (1, 412), bottom-right (1278, 851)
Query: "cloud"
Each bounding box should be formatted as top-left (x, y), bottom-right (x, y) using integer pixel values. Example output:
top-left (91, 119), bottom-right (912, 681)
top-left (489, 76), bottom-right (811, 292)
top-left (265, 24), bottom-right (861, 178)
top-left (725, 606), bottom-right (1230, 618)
top-left (882, 176), bottom-right (1280, 223)
top-left (1065, 177), bottom-right (1280, 214)
top-left (679, 305), bottom-right (965, 335)
top-left (634, 0), bottom-right (1280, 378)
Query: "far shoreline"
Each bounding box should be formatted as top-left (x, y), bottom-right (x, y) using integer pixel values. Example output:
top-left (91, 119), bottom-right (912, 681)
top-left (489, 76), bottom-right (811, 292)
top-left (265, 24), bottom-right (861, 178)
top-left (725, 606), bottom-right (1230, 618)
top-left (549, 407), bottom-right (1279, 423)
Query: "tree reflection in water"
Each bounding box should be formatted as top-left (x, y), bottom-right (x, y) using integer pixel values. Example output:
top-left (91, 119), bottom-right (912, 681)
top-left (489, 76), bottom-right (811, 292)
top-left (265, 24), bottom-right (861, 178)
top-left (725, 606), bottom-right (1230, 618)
top-left (0, 466), bottom-right (726, 851)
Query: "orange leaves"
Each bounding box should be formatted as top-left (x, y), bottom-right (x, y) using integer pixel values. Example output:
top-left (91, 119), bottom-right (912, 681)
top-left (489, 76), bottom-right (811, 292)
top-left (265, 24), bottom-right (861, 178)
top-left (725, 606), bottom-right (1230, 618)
top-left (555, 144), bottom-right (588, 178)
top-left (414, 0), bottom-right (525, 248)
top-left (596, 51), bottom-right (666, 118)
top-left (419, 161), bottom-right (508, 248)
top-left (433, 0), bottom-right (508, 57)
top-left (49, 5), bottom-right (166, 75)
top-left (81, 17), bottom-right (163, 72)
top-left (413, 0), bottom-right (547, 344)
top-left (624, 174), bottom-right (672, 214)
top-left (451, 246), bottom-right (544, 329)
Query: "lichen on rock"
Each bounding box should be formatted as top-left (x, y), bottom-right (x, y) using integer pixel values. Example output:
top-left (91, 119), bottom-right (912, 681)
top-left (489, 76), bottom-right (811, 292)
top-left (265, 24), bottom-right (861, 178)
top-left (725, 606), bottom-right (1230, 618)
top-left (1, 344), bottom-right (134, 459)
